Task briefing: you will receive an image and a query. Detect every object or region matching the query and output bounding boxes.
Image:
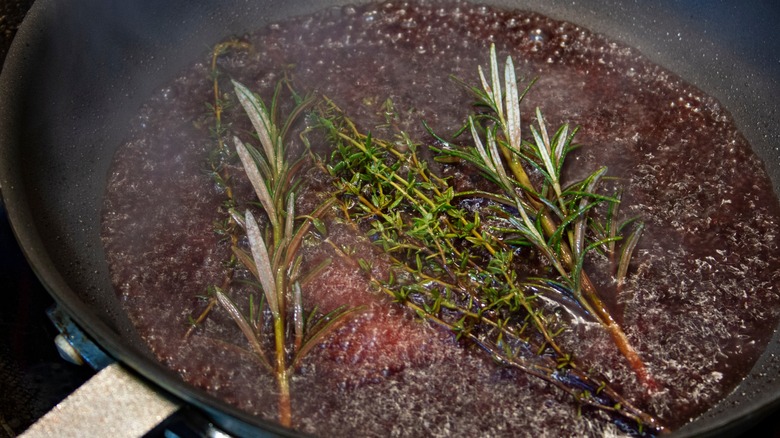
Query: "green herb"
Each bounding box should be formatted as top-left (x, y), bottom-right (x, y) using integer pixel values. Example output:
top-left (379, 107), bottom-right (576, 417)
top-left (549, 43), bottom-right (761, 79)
top-left (313, 44), bottom-right (662, 433)
top-left (437, 44), bottom-right (652, 388)
top-left (220, 79), bottom-right (363, 427)
top-left (188, 42), bottom-right (362, 427)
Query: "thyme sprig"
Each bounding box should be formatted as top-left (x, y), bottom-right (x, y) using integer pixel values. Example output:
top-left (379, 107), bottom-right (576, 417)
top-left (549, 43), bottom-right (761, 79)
top-left (313, 45), bottom-right (661, 433)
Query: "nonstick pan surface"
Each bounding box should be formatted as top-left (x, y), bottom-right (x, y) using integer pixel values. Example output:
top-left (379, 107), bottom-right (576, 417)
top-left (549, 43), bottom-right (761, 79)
top-left (1, 0), bottom-right (779, 436)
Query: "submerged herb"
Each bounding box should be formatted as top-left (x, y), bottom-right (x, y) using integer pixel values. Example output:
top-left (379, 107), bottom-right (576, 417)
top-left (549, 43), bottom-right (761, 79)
top-left (312, 44), bottom-right (662, 433)
top-left (439, 44), bottom-right (652, 388)
top-left (189, 43), bottom-right (361, 428)
top-left (221, 79), bottom-right (362, 427)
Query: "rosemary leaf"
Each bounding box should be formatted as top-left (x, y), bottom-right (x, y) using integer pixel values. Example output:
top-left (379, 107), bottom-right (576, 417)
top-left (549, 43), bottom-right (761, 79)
top-left (617, 222), bottom-right (645, 287)
top-left (215, 288), bottom-right (272, 371)
top-left (291, 305), bottom-right (366, 369)
top-left (232, 79), bottom-right (278, 171)
top-left (244, 209), bottom-right (279, 318)
top-left (235, 138), bottom-right (278, 228)
top-left (504, 55), bottom-right (522, 152)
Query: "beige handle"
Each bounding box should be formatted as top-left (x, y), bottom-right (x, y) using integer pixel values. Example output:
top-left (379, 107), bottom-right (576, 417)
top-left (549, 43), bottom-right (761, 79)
top-left (21, 362), bottom-right (179, 438)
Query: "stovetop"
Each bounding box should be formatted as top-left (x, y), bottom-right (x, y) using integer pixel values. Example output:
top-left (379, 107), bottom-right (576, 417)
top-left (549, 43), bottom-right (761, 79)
top-left (0, 1), bottom-right (779, 437)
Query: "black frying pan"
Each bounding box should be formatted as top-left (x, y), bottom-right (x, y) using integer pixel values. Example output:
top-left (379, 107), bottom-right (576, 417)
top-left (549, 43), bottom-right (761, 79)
top-left (1, 0), bottom-right (779, 436)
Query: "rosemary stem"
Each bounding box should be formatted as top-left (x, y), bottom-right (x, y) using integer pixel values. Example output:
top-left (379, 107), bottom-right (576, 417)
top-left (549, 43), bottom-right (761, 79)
top-left (579, 271), bottom-right (654, 388)
top-left (277, 364), bottom-right (292, 427)
top-left (504, 144), bottom-right (653, 387)
top-left (499, 144), bottom-right (534, 191)
top-left (541, 210), bottom-right (653, 388)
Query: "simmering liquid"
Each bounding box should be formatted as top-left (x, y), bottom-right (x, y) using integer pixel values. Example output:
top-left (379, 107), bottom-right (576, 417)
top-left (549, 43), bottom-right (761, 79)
top-left (101, 1), bottom-right (780, 435)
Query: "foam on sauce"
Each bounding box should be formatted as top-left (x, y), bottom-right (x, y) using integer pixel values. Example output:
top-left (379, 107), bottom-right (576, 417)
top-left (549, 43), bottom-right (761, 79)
top-left (101, 1), bottom-right (780, 435)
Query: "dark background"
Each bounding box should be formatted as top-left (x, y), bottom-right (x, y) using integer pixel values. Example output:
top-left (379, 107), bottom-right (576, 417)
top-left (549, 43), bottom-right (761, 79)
top-left (0, 1), bottom-right (778, 437)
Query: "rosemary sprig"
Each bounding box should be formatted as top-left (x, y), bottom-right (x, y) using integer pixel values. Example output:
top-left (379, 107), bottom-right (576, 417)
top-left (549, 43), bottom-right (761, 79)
top-left (312, 46), bottom-right (661, 433)
top-left (185, 43), bottom-right (362, 427)
top-left (215, 78), bottom-right (361, 427)
top-left (437, 44), bottom-right (653, 388)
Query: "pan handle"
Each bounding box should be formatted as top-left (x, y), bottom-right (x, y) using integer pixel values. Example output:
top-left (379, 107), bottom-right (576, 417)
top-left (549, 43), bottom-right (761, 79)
top-left (20, 361), bottom-right (180, 437)
top-left (18, 306), bottom-right (232, 437)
